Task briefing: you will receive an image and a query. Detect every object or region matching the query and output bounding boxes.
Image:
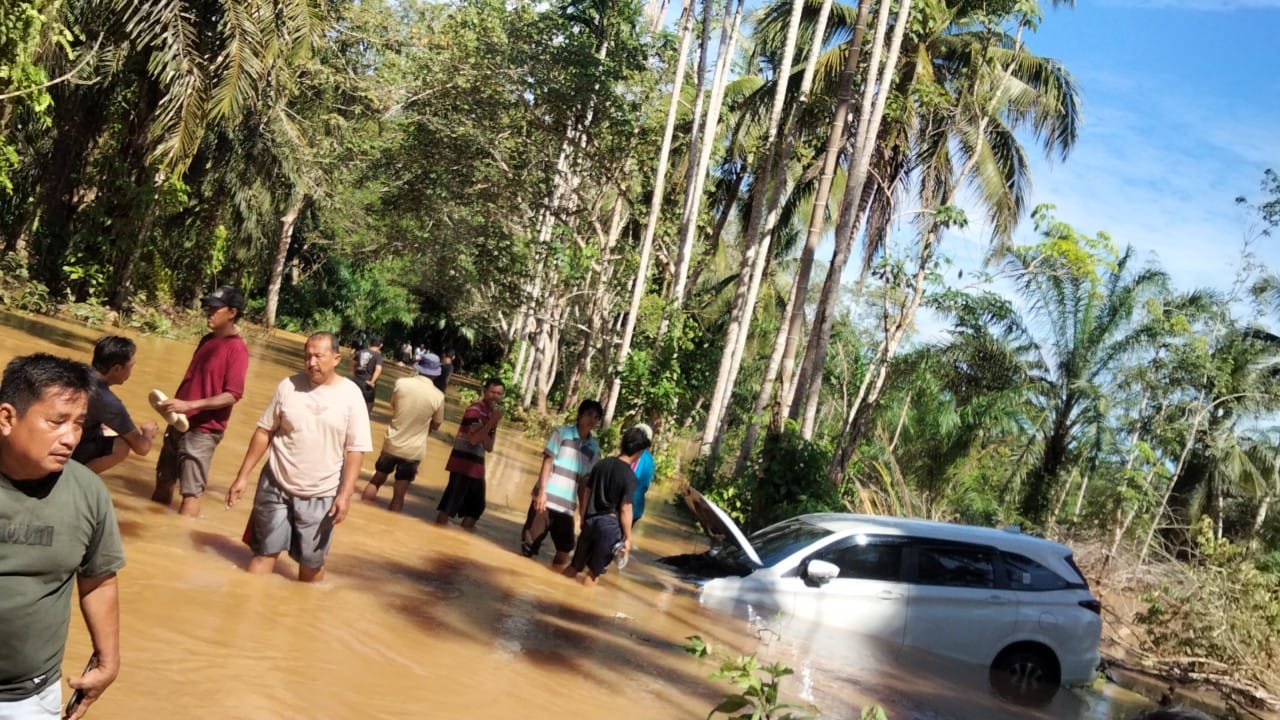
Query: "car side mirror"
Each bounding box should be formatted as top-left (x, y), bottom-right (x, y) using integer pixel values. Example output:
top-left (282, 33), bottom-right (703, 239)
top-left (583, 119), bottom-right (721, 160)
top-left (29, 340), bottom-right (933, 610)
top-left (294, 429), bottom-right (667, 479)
top-left (804, 559), bottom-right (840, 587)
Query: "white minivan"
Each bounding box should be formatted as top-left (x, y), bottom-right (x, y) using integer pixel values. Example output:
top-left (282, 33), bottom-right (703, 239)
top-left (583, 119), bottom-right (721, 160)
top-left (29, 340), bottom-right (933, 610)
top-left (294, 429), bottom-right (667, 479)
top-left (680, 498), bottom-right (1103, 690)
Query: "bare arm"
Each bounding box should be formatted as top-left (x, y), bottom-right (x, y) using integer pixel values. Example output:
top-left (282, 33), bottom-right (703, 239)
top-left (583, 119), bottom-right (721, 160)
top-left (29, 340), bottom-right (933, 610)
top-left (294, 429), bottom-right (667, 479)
top-left (159, 391), bottom-right (238, 416)
top-left (619, 501), bottom-right (634, 553)
top-left (577, 481), bottom-right (591, 520)
top-left (67, 573), bottom-right (120, 719)
top-left (225, 427), bottom-right (272, 507)
top-left (369, 363), bottom-right (383, 385)
top-left (329, 450), bottom-right (364, 524)
top-left (121, 421), bottom-right (158, 456)
top-left (464, 407), bottom-right (502, 447)
top-left (532, 455), bottom-right (554, 511)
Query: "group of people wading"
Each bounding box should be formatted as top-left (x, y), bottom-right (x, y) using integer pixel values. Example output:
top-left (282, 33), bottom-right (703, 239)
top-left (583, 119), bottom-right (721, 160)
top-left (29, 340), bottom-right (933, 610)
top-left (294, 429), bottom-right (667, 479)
top-left (0, 285), bottom-right (654, 719)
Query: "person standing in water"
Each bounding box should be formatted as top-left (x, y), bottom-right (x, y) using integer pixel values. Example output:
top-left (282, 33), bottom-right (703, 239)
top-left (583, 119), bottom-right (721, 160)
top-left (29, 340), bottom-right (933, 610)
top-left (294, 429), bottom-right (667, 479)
top-left (436, 378), bottom-right (504, 530)
top-left (153, 285), bottom-right (249, 518)
top-left (519, 400), bottom-right (602, 567)
top-left (0, 354), bottom-right (124, 719)
top-left (226, 332), bottom-right (372, 582)
top-left (563, 426), bottom-right (650, 587)
top-left (360, 353), bottom-right (446, 512)
top-left (350, 335), bottom-right (384, 415)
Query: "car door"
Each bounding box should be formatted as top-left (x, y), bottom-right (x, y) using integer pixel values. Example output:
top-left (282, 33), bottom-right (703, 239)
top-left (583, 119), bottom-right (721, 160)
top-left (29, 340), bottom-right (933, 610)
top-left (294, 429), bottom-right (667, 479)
top-left (903, 541), bottom-right (1017, 666)
top-left (779, 535), bottom-right (910, 648)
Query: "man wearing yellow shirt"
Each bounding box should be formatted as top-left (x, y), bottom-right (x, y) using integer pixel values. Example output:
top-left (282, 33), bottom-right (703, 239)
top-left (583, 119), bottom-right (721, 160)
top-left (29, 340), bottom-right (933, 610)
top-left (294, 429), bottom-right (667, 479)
top-left (360, 353), bottom-right (446, 512)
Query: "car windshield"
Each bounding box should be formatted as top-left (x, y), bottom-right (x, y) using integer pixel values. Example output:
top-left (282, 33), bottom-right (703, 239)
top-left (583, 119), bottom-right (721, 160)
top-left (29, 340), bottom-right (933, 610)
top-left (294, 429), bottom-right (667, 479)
top-left (716, 517), bottom-right (835, 569)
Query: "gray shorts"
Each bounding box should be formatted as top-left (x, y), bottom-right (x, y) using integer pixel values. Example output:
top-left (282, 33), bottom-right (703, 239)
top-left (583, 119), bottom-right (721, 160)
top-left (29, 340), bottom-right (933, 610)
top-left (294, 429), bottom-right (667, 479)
top-left (155, 427), bottom-right (223, 497)
top-left (246, 465), bottom-right (335, 569)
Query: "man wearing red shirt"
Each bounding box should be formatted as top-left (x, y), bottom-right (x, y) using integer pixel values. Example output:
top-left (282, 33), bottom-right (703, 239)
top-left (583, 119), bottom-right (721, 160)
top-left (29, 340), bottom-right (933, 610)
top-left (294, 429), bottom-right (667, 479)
top-left (152, 286), bottom-right (250, 518)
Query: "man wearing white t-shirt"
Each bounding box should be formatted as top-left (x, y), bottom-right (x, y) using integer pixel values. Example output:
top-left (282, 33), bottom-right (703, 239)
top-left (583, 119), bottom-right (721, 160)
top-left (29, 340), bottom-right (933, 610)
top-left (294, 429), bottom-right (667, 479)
top-left (226, 332), bottom-right (372, 582)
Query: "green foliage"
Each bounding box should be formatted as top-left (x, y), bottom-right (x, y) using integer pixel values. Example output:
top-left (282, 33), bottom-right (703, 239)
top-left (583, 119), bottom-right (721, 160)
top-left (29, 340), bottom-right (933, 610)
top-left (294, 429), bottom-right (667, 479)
top-left (277, 256), bottom-right (417, 335)
top-left (707, 655), bottom-right (813, 720)
top-left (0, 0), bottom-right (71, 191)
top-left (0, 253), bottom-right (53, 313)
top-left (1135, 518), bottom-right (1280, 687)
top-left (683, 635), bottom-right (887, 720)
top-left (702, 424), bottom-right (840, 532)
top-left (683, 636), bottom-right (816, 720)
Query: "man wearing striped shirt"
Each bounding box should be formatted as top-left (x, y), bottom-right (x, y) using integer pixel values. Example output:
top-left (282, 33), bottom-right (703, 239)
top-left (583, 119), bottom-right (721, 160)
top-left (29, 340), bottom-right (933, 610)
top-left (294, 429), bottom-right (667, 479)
top-left (519, 400), bottom-right (603, 567)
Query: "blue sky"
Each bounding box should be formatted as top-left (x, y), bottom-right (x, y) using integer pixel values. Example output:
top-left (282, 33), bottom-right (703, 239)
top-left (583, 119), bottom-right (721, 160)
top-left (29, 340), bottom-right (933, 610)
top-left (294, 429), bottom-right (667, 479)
top-left (943, 0), bottom-right (1280, 295)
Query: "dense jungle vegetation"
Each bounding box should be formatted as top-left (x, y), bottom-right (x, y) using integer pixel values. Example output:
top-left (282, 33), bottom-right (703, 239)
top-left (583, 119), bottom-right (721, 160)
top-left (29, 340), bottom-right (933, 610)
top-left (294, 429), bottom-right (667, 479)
top-left (3, 0), bottom-right (1280, 706)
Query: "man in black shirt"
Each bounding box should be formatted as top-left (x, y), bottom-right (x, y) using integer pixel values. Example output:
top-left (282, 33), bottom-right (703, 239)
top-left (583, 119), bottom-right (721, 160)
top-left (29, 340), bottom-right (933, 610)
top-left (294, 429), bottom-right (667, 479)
top-left (350, 336), bottom-right (385, 414)
top-left (72, 335), bottom-right (158, 473)
top-left (564, 426), bottom-right (651, 587)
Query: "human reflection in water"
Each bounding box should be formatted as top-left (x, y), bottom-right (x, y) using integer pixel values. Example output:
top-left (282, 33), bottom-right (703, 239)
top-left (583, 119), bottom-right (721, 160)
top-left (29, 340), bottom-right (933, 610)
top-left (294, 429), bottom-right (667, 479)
top-left (225, 333), bottom-right (372, 583)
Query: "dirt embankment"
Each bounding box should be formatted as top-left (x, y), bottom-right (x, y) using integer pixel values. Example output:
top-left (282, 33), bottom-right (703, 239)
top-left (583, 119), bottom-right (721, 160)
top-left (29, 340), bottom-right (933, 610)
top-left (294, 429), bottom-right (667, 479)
top-left (1075, 543), bottom-right (1279, 719)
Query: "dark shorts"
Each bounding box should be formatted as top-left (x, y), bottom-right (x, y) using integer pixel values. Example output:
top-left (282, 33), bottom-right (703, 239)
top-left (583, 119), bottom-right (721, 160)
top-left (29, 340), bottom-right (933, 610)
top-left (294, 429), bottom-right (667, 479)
top-left (72, 435), bottom-right (117, 464)
top-left (437, 471), bottom-right (485, 520)
top-left (156, 427), bottom-right (223, 497)
top-left (374, 451), bottom-right (420, 482)
top-left (571, 513), bottom-right (622, 578)
top-left (245, 465), bottom-right (335, 569)
top-left (521, 506), bottom-right (575, 556)
top-left (353, 377), bottom-right (375, 406)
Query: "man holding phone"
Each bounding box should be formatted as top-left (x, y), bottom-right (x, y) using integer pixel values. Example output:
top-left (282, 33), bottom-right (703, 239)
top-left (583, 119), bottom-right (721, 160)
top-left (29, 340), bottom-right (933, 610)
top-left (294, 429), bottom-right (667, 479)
top-left (0, 355), bottom-right (124, 719)
top-left (435, 377), bottom-right (504, 530)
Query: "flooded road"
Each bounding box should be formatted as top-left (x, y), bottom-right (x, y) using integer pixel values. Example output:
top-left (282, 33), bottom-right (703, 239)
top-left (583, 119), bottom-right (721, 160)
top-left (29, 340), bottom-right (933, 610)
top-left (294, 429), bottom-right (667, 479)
top-left (0, 310), bottom-right (1153, 719)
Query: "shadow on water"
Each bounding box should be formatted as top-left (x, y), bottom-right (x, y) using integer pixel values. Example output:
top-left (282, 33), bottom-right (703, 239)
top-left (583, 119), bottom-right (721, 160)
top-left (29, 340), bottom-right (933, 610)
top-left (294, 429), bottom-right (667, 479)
top-left (190, 529), bottom-right (298, 581)
top-left (334, 550), bottom-right (721, 702)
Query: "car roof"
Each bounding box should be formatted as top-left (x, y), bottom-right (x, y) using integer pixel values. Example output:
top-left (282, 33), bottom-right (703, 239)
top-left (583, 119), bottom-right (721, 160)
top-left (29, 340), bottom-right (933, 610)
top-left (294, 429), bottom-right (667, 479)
top-left (793, 513), bottom-right (1074, 557)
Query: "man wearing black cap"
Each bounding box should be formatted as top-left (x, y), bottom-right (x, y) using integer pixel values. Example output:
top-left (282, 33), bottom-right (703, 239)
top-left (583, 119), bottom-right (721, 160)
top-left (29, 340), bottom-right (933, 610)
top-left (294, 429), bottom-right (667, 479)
top-left (152, 285), bottom-right (250, 518)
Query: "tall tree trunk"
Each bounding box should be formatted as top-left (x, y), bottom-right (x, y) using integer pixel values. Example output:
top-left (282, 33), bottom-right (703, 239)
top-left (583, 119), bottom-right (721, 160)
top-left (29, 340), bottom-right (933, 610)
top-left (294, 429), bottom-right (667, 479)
top-left (732, 0), bottom-right (842, 470)
top-left (798, 0), bottom-right (911, 438)
top-left (571, 193), bottom-right (627, 412)
top-left (797, 0), bottom-right (912, 438)
top-left (1072, 472), bottom-right (1090, 521)
top-left (1140, 400), bottom-right (1208, 565)
top-left (605, 0), bottom-right (696, 424)
top-left (774, 0), bottom-right (873, 425)
top-left (700, 0), bottom-right (810, 456)
top-left (661, 0), bottom-right (743, 340)
top-left (264, 194), bottom-right (308, 328)
top-left (645, 0), bottom-right (671, 31)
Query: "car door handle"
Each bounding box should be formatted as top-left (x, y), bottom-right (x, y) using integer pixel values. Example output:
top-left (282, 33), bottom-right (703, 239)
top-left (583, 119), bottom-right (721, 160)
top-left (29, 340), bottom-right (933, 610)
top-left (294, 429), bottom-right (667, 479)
top-left (876, 590), bottom-right (901, 600)
top-left (986, 595), bottom-right (1010, 604)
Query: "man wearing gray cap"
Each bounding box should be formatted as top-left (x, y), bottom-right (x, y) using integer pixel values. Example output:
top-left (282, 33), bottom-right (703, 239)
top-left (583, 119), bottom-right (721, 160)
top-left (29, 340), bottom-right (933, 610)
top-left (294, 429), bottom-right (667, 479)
top-left (360, 353), bottom-right (446, 512)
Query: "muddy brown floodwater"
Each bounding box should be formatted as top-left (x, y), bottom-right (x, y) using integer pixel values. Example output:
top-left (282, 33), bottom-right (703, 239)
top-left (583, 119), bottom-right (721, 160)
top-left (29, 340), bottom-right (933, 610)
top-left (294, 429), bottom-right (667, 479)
top-left (0, 310), bottom-right (1155, 720)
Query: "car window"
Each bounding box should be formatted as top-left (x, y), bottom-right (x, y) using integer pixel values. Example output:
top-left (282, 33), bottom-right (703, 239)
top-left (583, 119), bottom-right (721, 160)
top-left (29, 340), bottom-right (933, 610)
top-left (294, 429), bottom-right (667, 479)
top-left (814, 538), bottom-right (904, 581)
top-left (1003, 552), bottom-right (1077, 591)
top-left (915, 545), bottom-right (995, 588)
top-left (717, 518), bottom-right (835, 569)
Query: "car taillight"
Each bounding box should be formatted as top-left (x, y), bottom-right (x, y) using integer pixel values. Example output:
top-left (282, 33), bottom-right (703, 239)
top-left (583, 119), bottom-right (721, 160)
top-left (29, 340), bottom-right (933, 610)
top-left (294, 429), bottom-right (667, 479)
top-left (1079, 598), bottom-right (1102, 615)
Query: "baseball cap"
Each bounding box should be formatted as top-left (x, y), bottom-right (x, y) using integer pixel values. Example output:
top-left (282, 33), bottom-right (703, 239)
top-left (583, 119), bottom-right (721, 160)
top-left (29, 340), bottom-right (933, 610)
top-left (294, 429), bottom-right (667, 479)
top-left (415, 353), bottom-right (442, 377)
top-left (201, 285), bottom-right (245, 311)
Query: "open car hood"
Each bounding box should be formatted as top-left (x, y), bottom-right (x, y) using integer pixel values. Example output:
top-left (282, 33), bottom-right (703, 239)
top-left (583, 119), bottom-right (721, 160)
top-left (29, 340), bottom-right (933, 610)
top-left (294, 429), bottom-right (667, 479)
top-left (681, 487), bottom-right (763, 567)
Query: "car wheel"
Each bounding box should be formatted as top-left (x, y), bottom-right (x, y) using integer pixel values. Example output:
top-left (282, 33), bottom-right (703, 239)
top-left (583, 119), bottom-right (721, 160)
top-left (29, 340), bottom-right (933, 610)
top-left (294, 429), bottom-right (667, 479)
top-left (989, 646), bottom-right (1059, 707)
